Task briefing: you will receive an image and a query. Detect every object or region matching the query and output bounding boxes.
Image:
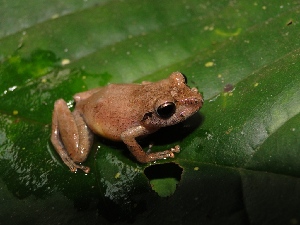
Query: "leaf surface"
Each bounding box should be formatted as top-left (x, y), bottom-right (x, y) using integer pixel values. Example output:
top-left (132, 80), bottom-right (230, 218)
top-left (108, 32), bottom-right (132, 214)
top-left (0, 0), bottom-right (300, 224)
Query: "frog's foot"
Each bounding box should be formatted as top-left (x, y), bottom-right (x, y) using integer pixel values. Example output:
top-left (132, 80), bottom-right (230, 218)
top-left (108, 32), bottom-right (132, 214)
top-left (60, 153), bottom-right (90, 173)
top-left (70, 163), bottom-right (90, 174)
top-left (146, 145), bottom-right (180, 162)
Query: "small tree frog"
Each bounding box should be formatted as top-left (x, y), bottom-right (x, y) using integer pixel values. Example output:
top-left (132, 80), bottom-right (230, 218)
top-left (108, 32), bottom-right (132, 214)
top-left (51, 72), bottom-right (203, 173)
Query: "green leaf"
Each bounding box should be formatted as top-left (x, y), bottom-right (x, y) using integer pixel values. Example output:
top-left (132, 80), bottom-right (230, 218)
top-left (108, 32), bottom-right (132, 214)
top-left (1, 0), bottom-right (300, 224)
top-left (144, 163), bottom-right (183, 197)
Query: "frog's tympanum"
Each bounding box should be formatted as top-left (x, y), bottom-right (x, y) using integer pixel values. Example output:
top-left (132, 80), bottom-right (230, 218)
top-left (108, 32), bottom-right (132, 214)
top-left (51, 72), bottom-right (203, 173)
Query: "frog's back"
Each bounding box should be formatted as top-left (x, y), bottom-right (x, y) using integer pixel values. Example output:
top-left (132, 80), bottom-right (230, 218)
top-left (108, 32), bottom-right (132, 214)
top-left (79, 83), bottom-right (152, 141)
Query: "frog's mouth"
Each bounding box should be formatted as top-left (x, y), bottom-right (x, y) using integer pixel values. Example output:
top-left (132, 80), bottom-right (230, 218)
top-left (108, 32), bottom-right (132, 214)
top-left (179, 93), bottom-right (203, 107)
top-left (179, 96), bottom-right (203, 106)
top-left (177, 96), bottom-right (203, 119)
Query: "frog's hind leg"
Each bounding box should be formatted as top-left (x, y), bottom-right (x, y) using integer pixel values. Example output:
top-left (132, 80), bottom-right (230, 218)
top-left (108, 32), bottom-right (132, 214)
top-left (51, 99), bottom-right (92, 173)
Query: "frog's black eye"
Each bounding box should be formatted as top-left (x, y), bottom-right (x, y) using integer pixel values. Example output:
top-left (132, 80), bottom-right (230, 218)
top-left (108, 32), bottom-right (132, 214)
top-left (156, 102), bottom-right (176, 118)
top-left (181, 73), bottom-right (188, 84)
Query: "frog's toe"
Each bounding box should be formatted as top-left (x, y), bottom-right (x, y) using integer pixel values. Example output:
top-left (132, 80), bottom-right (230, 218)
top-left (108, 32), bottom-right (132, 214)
top-left (81, 166), bottom-right (90, 173)
top-left (170, 145), bottom-right (180, 153)
top-left (67, 162), bottom-right (90, 173)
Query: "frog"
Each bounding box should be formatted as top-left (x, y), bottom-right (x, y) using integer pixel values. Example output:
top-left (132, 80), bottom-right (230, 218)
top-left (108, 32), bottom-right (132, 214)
top-left (51, 72), bottom-right (203, 173)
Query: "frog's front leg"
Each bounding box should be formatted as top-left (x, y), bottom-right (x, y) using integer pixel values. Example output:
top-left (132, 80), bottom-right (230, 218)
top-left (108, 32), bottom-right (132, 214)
top-left (121, 126), bottom-right (180, 163)
top-left (51, 99), bottom-right (93, 173)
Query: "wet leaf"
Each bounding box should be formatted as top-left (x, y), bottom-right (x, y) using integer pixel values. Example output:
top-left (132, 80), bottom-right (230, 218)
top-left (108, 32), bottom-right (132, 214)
top-left (0, 0), bottom-right (300, 224)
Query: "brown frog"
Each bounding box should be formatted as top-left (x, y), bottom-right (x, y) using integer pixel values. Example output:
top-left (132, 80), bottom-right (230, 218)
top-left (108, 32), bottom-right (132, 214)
top-left (51, 72), bottom-right (203, 173)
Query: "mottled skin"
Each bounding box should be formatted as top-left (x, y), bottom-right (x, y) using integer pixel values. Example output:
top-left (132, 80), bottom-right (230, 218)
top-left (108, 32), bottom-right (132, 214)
top-left (51, 72), bottom-right (203, 173)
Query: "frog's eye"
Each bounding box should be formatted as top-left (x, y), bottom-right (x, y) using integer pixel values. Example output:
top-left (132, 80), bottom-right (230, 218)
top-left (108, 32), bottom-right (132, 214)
top-left (181, 73), bottom-right (188, 84)
top-left (156, 102), bottom-right (176, 118)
